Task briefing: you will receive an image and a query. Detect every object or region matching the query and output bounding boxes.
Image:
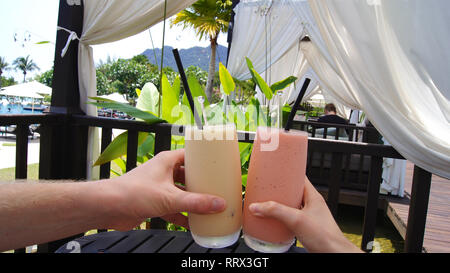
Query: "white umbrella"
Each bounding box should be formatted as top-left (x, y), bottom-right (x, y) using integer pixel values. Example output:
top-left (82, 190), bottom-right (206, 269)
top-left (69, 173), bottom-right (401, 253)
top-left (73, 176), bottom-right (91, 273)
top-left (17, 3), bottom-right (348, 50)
top-left (98, 93), bottom-right (129, 104)
top-left (0, 82), bottom-right (51, 113)
top-left (308, 93), bottom-right (325, 107)
top-left (28, 81), bottom-right (52, 96)
top-left (0, 82), bottom-right (46, 99)
top-left (97, 93), bottom-right (129, 118)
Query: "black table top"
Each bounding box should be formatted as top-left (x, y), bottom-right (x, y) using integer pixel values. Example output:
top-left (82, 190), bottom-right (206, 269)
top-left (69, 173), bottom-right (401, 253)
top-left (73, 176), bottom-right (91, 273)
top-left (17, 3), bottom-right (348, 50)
top-left (56, 229), bottom-right (307, 254)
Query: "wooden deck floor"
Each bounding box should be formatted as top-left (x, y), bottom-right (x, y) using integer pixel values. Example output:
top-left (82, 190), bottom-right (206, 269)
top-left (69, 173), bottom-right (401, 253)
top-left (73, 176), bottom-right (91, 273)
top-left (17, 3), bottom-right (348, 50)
top-left (386, 161), bottom-right (450, 253)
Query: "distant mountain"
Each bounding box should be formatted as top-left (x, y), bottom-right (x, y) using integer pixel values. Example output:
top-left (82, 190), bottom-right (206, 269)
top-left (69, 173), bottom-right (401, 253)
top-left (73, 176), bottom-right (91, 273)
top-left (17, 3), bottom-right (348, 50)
top-left (141, 45), bottom-right (228, 72)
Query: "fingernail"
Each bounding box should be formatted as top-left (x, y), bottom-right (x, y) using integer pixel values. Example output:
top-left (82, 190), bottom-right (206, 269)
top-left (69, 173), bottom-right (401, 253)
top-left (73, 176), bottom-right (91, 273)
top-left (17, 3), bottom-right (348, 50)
top-left (211, 198), bottom-right (225, 211)
top-left (249, 203), bottom-right (263, 216)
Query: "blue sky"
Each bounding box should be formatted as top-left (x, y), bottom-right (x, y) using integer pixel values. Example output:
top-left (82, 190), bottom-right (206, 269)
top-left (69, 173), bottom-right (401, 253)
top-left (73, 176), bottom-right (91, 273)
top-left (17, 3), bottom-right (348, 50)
top-left (0, 0), bottom-right (228, 82)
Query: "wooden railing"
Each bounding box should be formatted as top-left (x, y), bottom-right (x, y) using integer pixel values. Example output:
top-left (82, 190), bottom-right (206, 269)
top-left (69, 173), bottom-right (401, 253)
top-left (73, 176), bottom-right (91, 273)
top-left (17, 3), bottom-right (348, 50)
top-left (0, 115), bottom-right (67, 178)
top-left (290, 120), bottom-right (385, 192)
top-left (291, 120), bottom-right (381, 144)
top-left (0, 113), bottom-right (432, 253)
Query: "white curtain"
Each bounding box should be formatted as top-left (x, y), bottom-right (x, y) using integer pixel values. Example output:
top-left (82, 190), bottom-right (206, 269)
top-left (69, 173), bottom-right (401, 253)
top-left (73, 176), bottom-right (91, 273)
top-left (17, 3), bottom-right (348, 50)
top-left (227, 0), bottom-right (305, 81)
top-left (227, 0), bottom-right (315, 108)
top-left (307, 0), bottom-right (450, 179)
top-left (381, 138), bottom-right (406, 197)
top-left (227, 0), bottom-right (354, 113)
top-left (300, 41), bottom-right (360, 111)
top-left (287, 0), bottom-right (330, 67)
top-left (255, 43), bottom-right (310, 107)
top-left (67, 0), bottom-right (197, 179)
top-left (298, 72), bottom-right (321, 102)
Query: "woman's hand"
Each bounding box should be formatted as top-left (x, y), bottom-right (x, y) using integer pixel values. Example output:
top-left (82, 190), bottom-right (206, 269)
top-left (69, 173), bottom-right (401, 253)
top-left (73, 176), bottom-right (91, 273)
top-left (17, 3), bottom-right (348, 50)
top-left (248, 178), bottom-right (362, 253)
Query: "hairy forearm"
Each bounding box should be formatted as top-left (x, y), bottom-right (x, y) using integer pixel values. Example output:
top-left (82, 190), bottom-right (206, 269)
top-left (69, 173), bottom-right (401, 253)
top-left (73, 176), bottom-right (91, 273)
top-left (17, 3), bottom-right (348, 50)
top-left (0, 180), bottom-right (120, 252)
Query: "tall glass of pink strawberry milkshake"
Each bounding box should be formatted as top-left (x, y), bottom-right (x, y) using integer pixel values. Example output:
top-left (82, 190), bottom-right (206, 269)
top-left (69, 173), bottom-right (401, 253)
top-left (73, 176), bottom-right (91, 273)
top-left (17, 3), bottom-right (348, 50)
top-left (243, 127), bottom-right (308, 252)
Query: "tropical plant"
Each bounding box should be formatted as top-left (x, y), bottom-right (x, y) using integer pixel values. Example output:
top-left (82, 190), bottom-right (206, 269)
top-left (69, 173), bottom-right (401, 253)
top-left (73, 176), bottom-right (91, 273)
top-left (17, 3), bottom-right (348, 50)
top-left (1, 76), bottom-right (17, 88)
top-left (0, 57), bottom-right (10, 80)
top-left (234, 78), bottom-right (257, 105)
top-left (90, 58), bottom-right (297, 194)
top-left (171, 0), bottom-right (233, 102)
top-left (185, 65), bottom-right (208, 87)
top-left (131, 54), bottom-right (152, 66)
top-left (88, 87), bottom-right (165, 175)
top-left (95, 57), bottom-right (180, 105)
top-left (97, 58), bottom-right (159, 101)
top-left (13, 55), bottom-right (40, 82)
top-left (96, 69), bottom-right (115, 96)
top-left (36, 67), bottom-right (53, 88)
top-left (245, 57), bottom-right (297, 102)
top-left (245, 57), bottom-right (298, 126)
top-left (0, 57), bottom-right (11, 89)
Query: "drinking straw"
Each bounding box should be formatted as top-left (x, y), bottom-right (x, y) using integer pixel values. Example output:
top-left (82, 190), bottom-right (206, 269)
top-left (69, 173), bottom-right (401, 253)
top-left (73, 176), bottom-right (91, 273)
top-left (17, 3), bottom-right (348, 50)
top-left (284, 78), bottom-right (311, 131)
top-left (172, 48), bottom-right (203, 130)
top-left (198, 96), bottom-right (209, 126)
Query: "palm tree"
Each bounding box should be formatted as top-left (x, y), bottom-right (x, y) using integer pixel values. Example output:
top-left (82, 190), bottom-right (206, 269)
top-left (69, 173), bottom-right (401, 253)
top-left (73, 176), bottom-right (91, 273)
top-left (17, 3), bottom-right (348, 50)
top-left (171, 0), bottom-right (232, 102)
top-left (13, 55), bottom-right (40, 82)
top-left (0, 57), bottom-right (10, 88)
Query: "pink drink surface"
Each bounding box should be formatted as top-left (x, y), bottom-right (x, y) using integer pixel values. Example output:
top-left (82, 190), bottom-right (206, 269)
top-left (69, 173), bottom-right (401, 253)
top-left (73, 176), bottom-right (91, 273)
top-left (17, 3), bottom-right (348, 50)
top-left (243, 127), bottom-right (308, 244)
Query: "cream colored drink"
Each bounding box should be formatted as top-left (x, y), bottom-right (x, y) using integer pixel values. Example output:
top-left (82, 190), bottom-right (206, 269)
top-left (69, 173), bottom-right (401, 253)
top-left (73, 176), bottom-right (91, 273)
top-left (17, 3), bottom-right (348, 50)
top-left (185, 124), bottom-right (243, 248)
top-left (243, 127), bottom-right (308, 252)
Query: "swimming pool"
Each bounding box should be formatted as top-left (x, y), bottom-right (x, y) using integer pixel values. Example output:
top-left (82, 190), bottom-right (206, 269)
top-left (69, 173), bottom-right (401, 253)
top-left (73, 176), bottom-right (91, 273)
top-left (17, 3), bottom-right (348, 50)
top-left (0, 104), bottom-right (46, 115)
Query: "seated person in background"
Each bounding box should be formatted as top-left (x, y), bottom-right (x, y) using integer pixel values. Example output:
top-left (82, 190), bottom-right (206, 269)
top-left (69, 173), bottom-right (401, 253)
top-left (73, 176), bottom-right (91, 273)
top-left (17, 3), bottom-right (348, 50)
top-left (317, 103), bottom-right (349, 125)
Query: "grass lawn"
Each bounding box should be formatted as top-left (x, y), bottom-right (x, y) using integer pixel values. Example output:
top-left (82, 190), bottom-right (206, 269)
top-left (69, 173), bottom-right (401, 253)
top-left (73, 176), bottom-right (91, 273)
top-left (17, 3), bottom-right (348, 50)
top-left (0, 161), bottom-right (121, 181)
top-left (0, 163), bottom-right (40, 181)
top-left (337, 204), bottom-right (404, 253)
top-left (2, 143), bottom-right (16, 147)
top-left (295, 204), bottom-right (404, 253)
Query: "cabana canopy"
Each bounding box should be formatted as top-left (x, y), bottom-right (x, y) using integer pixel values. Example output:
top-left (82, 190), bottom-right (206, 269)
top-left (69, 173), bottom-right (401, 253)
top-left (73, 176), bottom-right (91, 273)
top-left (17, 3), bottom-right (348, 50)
top-left (227, 0), bottom-right (450, 180)
top-left (52, 0), bottom-right (198, 180)
top-left (52, 0), bottom-right (449, 180)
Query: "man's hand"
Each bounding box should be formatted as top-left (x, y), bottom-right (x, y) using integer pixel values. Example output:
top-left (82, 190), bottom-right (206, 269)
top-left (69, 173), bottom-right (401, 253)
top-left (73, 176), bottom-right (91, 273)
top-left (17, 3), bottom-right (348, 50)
top-left (106, 149), bottom-right (226, 231)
